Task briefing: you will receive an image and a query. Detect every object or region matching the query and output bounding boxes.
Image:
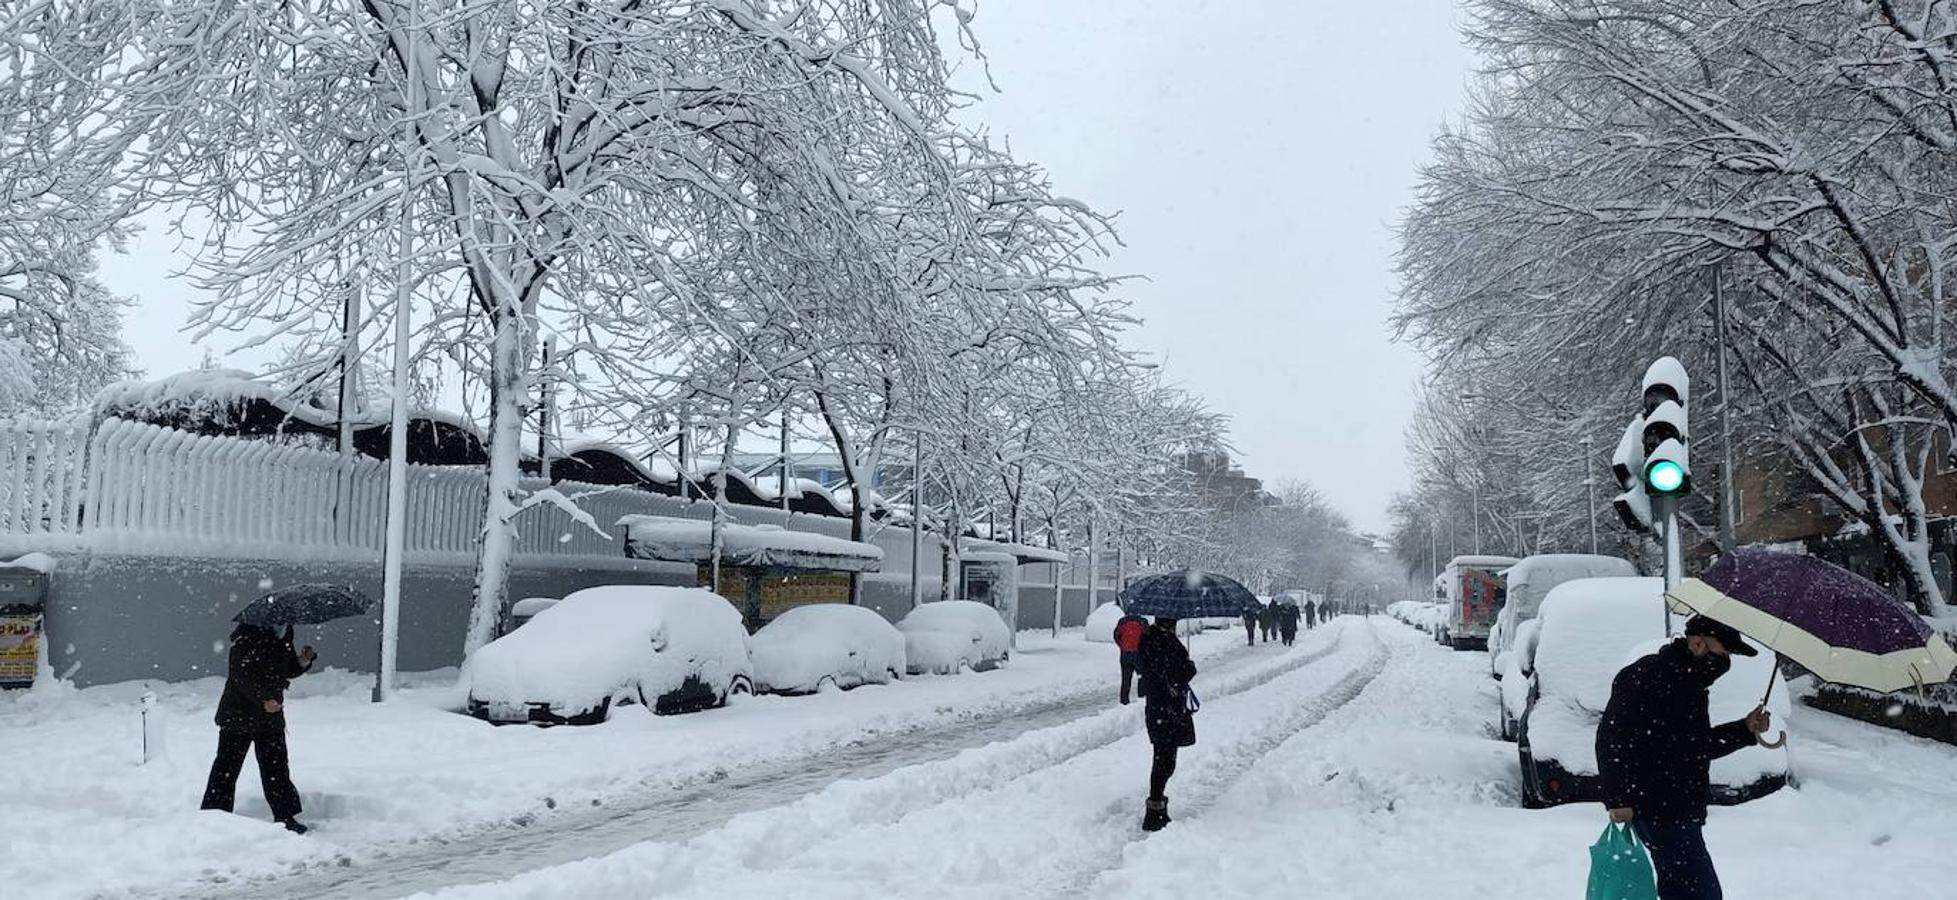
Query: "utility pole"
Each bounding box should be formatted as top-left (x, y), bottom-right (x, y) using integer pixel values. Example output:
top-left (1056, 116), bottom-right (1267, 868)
top-left (1713, 270), bottom-right (1738, 554)
top-left (909, 435), bottom-right (923, 611)
top-left (374, 0), bottom-right (418, 703)
top-left (537, 336), bottom-right (555, 483)
top-left (1582, 435), bottom-right (1598, 554)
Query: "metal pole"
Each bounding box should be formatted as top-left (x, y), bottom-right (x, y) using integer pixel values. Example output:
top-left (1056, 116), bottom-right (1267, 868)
top-left (337, 280), bottom-right (362, 456)
top-left (677, 406), bottom-right (691, 502)
top-left (909, 434), bottom-right (923, 611)
top-left (1660, 497), bottom-right (1680, 635)
top-left (375, 0), bottom-right (417, 703)
top-left (537, 336), bottom-right (554, 483)
top-left (779, 408), bottom-right (791, 513)
top-left (1582, 435), bottom-right (1598, 554)
top-left (1472, 482), bottom-right (1482, 555)
top-left (1087, 511), bottom-right (1100, 617)
top-left (1714, 270), bottom-right (1738, 554)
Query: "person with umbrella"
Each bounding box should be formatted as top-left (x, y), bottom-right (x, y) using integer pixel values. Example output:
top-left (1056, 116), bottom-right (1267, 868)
top-left (1596, 615), bottom-right (1771, 899)
top-left (1123, 570), bottom-right (1257, 831)
top-left (200, 583), bottom-right (370, 834)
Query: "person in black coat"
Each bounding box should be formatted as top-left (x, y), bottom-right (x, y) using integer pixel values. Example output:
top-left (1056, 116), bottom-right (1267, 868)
top-left (1258, 603), bottom-right (1279, 642)
top-left (201, 623), bottom-right (317, 833)
top-left (1240, 607), bottom-right (1258, 646)
top-left (1596, 616), bottom-right (1771, 900)
top-left (1136, 616), bottom-right (1196, 832)
top-left (1276, 603), bottom-right (1300, 646)
top-left (1304, 600), bottom-right (1318, 629)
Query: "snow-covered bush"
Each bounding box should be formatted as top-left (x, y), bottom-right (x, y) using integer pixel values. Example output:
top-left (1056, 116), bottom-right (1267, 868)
top-left (751, 604), bottom-right (906, 694)
top-left (896, 601), bottom-right (1011, 675)
top-left (1084, 602), bottom-right (1125, 643)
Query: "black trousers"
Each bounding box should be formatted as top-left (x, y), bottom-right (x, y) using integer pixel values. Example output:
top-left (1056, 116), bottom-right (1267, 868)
top-left (1634, 820), bottom-right (1722, 900)
top-left (201, 725), bottom-right (303, 821)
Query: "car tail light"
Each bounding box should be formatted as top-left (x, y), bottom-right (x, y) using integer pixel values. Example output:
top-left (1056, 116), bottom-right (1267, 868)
top-left (1547, 779), bottom-right (1562, 795)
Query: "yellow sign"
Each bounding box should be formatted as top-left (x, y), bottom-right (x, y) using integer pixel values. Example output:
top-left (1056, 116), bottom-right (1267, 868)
top-left (0, 614), bottom-right (41, 687)
top-left (696, 564), bottom-right (853, 621)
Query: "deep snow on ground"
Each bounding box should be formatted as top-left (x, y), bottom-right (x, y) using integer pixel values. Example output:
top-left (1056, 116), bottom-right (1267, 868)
top-left (0, 626), bottom-right (1247, 900)
top-left (11, 617), bottom-right (1953, 900)
top-left (426, 618), bottom-right (1957, 900)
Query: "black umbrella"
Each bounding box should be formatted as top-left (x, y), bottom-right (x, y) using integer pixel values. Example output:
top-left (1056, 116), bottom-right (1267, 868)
top-left (1120, 570), bottom-right (1259, 619)
top-left (233, 583), bottom-right (374, 627)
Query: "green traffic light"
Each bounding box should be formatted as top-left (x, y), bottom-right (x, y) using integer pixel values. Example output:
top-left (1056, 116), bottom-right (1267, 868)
top-left (1646, 459), bottom-right (1686, 493)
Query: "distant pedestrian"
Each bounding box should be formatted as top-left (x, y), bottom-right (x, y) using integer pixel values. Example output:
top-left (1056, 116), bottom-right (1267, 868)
top-left (1136, 616), bottom-right (1197, 832)
top-left (1258, 603), bottom-right (1279, 642)
top-left (1241, 607), bottom-right (1258, 646)
top-left (201, 623), bottom-right (316, 834)
top-left (1113, 611), bottom-right (1148, 705)
top-left (1276, 603), bottom-right (1300, 646)
top-left (1304, 600), bottom-right (1319, 629)
top-left (1597, 616), bottom-right (1772, 899)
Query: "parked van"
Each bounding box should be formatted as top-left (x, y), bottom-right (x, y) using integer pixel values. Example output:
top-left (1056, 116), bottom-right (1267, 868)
top-left (1437, 555), bottom-right (1518, 650)
top-left (1488, 554), bottom-right (1638, 677)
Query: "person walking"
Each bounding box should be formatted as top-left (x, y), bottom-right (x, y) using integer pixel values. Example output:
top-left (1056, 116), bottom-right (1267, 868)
top-left (1241, 606), bottom-right (1258, 646)
top-left (1277, 602), bottom-right (1300, 646)
top-left (201, 623), bottom-right (317, 833)
top-left (1304, 599), bottom-right (1319, 629)
top-left (1114, 611), bottom-right (1148, 705)
top-left (1136, 616), bottom-right (1197, 831)
top-left (1596, 616), bottom-right (1772, 899)
top-left (1258, 602), bottom-right (1279, 643)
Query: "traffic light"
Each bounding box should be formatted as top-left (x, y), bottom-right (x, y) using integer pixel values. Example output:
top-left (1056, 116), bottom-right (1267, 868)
top-left (1639, 357), bottom-right (1691, 496)
top-left (1610, 416), bottom-right (1653, 533)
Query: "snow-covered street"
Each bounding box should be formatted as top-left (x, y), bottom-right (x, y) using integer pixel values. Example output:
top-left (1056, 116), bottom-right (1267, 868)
top-left (396, 620), bottom-right (1956, 900)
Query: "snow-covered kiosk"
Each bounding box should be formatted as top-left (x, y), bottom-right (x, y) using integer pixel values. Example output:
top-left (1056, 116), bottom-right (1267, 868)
top-left (618, 515), bottom-right (884, 630)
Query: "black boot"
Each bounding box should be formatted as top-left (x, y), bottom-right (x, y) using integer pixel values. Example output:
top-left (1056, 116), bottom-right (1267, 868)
top-left (279, 817), bottom-right (310, 835)
top-left (1141, 797), bottom-right (1170, 832)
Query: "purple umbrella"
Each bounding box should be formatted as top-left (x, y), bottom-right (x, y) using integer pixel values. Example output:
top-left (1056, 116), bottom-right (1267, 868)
top-left (1667, 548), bottom-right (1957, 695)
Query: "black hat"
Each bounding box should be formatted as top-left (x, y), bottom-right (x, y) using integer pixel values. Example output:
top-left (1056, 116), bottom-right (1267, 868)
top-left (1684, 615), bottom-right (1758, 656)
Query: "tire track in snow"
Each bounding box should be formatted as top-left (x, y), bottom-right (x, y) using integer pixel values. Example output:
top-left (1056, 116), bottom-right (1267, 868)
top-left (173, 624), bottom-right (1347, 900)
top-left (421, 621), bottom-right (1382, 900)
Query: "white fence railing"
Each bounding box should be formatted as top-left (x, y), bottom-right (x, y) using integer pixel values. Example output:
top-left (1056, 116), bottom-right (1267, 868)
top-left (0, 418), bottom-right (89, 546)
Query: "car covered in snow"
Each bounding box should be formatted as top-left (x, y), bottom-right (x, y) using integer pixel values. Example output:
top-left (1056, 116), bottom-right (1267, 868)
top-left (750, 603), bottom-right (907, 694)
top-left (896, 600), bottom-right (1012, 675)
top-left (1497, 618), bottom-right (1542, 741)
top-left (1085, 601), bottom-right (1127, 643)
top-left (1514, 577), bottom-right (1790, 808)
top-left (1489, 554), bottom-right (1638, 678)
top-left (464, 585), bottom-right (754, 725)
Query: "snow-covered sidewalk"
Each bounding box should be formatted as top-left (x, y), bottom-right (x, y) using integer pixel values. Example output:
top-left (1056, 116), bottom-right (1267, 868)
top-left (2, 625), bottom-right (1259, 900)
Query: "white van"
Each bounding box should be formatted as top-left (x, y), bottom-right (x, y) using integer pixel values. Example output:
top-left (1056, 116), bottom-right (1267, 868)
top-left (1489, 554), bottom-right (1638, 677)
top-left (1437, 555), bottom-right (1519, 650)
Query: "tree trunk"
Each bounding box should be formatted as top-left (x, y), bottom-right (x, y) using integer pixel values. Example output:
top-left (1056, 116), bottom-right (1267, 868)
top-left (465, 303), bottom-right (531, 656)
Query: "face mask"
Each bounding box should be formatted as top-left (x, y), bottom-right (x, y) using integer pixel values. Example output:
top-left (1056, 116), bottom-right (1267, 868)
top-left (1685, 649), bottom-right (1731, 685)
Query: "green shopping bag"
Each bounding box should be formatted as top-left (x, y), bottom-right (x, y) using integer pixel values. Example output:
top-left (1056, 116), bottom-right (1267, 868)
top-left (1586, 823), bottom-right (1658, 900)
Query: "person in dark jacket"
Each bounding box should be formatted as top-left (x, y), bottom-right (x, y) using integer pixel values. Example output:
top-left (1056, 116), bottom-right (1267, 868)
top-left (1258, 602), bottom-right (1279, 642)
top-left (1136, 616), bottom-right (1196, 832)
top-left (1596, 616), bottom-right (1771, 900)
top-left (1304, 600), bottom-right (1318, 629)
top-left (201, 623), bottom-right (317, 833)
top-left (1240, 607), bottom-right (1258, 646)
top-left (1276, 602), bottom-right (1300, 646)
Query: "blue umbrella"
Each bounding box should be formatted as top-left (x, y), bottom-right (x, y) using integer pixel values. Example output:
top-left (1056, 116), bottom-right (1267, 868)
top-left (1121, 570), bottom-right (1258, 619)
top-left (233, 583), bottom-right (373, 627)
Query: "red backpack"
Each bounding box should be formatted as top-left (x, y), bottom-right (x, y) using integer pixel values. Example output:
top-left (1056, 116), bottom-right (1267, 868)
top-left (1114, 616), bottom-right (1146, 652)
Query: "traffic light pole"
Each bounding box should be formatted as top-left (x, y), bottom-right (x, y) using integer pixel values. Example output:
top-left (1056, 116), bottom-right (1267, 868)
top-left (1656, 494), bottom-right (1680, 635)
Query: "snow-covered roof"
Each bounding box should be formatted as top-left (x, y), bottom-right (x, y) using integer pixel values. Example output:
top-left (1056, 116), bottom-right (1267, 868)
top-left (966, 540), bottom-right (1070, 565)
top-left (1446, 555), bottom-right (1522, 569)
top-left (618, 515), bottom-right (884, 572)
top-left (1, 553), bottom-right (55, 575)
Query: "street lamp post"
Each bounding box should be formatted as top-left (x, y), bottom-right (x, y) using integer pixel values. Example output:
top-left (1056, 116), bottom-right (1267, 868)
top-left (1581, 434), bottom-right (1598, 554)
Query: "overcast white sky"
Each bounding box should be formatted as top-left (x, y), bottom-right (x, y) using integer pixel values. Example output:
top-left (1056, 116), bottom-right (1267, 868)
top-left (947, 0), bottom-right (1473, 532)
top-left (99, 0), bottom-right (1473, 534)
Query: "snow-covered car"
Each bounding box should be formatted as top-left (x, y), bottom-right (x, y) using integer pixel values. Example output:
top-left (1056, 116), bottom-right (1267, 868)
top-left (464, 585), bottom-right (754, 725)
top-left (897, 600), bottom-right (1011, 675)
top-left (1515, 577), bottom-right (1790, 808)
top-left (750, 603), bottom-right (906, 695)
top-left (1489, 554), bottom-right (1637, 678)
top-left (1497, 618), bottom-right (1541, 741)
top-left (497, 596), bottom-right (559, 638)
